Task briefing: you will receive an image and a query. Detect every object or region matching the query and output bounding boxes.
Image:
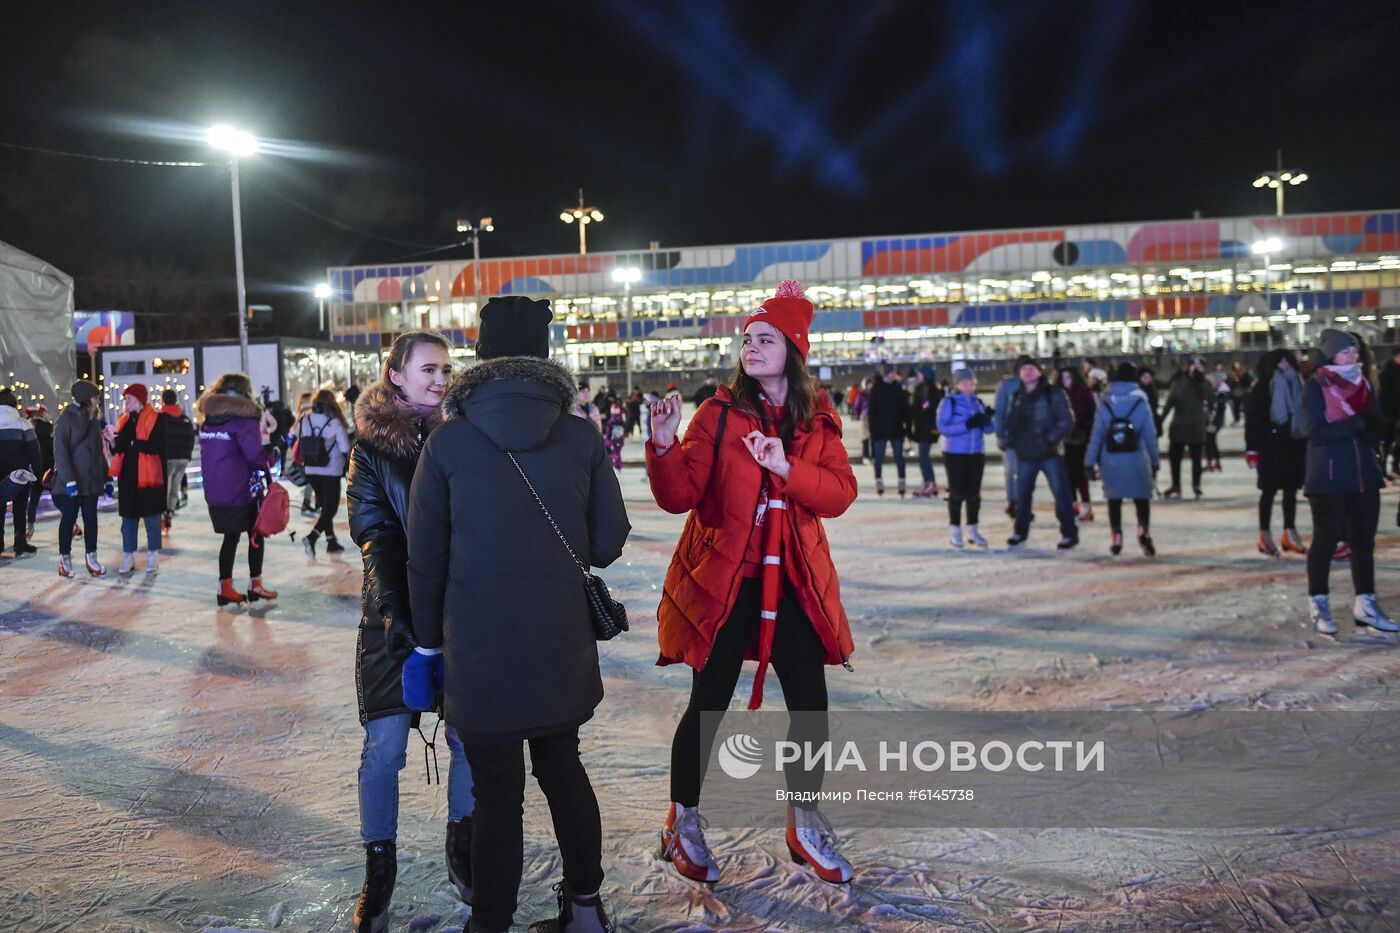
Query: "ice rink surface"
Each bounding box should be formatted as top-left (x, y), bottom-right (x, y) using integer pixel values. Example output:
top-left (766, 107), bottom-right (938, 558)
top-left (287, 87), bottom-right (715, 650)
top-left (2, 422), bottom-right (1399, 932)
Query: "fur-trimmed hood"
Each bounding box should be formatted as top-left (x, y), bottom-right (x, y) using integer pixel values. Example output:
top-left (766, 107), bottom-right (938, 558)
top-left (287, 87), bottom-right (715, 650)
top-left (354, 380), bottom-right (440, 460)
top-left (197, 390), bottom-right (261, 425)
top-left (441, 356), bottom-right (579, 452)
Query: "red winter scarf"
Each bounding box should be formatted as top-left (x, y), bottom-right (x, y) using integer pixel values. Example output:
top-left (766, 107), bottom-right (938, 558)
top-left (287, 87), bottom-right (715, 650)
top-left (109, 406), bottom-right (164, 489)
top-left (1315, 365), bottom-right (1373, 423)
top-left (747, 399), bottom-right (790, 711)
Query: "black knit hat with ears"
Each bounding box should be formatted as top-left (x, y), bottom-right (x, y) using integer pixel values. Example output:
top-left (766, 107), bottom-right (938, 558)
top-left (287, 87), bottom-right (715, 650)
top-left (475, 296), bottom-right (553, 360)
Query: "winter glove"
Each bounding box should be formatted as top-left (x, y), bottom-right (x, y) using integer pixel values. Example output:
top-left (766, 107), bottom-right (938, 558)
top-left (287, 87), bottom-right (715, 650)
top-left (64, 481), bottom-right (78, 497)
top-left (402, 646), bottom-right (444, 711)
top-left (383, 610), bottom-right (416, 662)
top-left (965, 411), bottom-right (987, 429)
top-left (1245, 451), bottom-right (1259, 470)
top-left (103, 480), bottom-right (115, 498)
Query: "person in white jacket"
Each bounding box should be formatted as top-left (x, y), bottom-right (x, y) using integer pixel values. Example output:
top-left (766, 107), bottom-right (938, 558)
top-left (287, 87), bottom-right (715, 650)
top-left (291, 387), bottom-right (352, 557)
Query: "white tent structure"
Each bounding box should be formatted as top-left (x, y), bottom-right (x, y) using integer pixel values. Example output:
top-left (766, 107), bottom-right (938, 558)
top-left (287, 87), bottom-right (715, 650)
top-left (0, 239), bottom-right (75, 410)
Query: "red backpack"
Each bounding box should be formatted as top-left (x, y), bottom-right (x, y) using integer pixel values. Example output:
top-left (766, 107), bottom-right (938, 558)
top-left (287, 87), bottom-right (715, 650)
top-left (253, 479), bottom-right (290, 546)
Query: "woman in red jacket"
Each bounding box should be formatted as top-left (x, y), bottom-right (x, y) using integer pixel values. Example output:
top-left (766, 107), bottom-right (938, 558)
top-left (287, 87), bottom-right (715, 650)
top-left (647, 280), bottom-right (858, 886)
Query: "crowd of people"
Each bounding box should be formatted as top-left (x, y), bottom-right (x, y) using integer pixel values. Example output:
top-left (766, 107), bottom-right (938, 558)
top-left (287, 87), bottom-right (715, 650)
top-left (3, 279), bottom-right (1400, 931)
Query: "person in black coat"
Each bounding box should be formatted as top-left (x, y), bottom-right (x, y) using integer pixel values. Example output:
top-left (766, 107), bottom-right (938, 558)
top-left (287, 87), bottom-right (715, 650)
top-left (158, 389), bottom-right (196, 528)
top-left (1378, 346), bottom-right (1400, 476)
top-left (21, 405), bottom-right (54, 536)
top-left (0, 388), bottom-right (42, 555)
top-left (1245, 349), bottom-right (1308, 556)
top-left (907, 365), bottom-right (943, 497)
top-left (867, 363), bottom-right (911, 496)
top-left (111, 383), bottom-right (166, 575)
top-left (343, 331), bottom-right (475, 930)
top-left (406, 297), bottom-right (630, 933)
top-left (1160, 358), bottom-right (1211, 498)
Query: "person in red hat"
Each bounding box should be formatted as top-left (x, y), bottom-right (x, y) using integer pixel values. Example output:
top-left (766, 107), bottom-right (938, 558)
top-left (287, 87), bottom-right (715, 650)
top-left (646, 279), bottom-right (859, 886)
top-left (111, 382), bottom-right (166, 575)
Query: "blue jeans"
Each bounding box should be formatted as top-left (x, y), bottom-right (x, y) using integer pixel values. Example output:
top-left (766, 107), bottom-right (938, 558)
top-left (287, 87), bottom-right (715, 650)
top-left (359, 713), bottom-right (474, 845)
top-left (55, 493), bottom-right (99, 556)
top-left (871, 438), bottom-right (906, 481)
top-left (1014, 455), bottom-right (1078, 538)
top-left (121, 514), bottom-right (162, 553)
top-left (916, 441), bottom-right (937, 486)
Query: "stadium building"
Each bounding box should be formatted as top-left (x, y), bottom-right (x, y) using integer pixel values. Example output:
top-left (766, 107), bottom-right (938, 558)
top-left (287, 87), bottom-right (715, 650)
top-left (326, 209), bottom-right (1400, 378)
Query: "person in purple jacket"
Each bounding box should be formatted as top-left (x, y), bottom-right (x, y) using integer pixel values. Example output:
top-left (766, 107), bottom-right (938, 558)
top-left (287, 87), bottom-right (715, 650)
top-left (936, 368), bottom-right (996, 549)
top-left (196, 372), bottom-right (280, 607)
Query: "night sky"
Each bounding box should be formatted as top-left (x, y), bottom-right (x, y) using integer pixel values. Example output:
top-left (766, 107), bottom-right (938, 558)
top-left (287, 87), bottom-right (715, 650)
top-left (2, 0), bottom-right (1398, 336)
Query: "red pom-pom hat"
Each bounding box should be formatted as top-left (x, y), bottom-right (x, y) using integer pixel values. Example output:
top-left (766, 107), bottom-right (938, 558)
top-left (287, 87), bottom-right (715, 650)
top-left (744, 279), bottom-right (814, 362)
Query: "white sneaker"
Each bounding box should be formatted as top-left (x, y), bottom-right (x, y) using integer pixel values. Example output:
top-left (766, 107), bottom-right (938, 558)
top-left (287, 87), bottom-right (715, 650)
top-left (1310, 595), bottom-right (1337, 635)
top-left (966, 525), bottom-right (988, 547)
top-left (1353, 594), bottom-right (1399, 633)
top-left (118, 552), bottom-right (136, 575)
top-left (950, 525), bottom-right (964, 549)
top-left (786, 806), bottom-right (853, 884)
top-left (145, 550), bottom-right (159, 575)
top-left (661, 803), bottom-right (720, 883)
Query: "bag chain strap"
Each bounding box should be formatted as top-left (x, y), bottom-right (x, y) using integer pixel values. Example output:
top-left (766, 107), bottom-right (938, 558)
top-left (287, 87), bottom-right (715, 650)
top-left (506, 451), bottom-right (590, 579)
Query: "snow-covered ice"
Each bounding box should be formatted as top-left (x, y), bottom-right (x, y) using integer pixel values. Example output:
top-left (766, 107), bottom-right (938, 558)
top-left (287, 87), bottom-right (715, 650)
top-left (2, 422), bottom-right (1398, 931)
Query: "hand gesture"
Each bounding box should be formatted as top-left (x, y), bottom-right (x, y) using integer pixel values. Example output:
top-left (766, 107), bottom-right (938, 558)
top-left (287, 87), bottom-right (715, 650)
top-left (260, 409), bottom-right (277, 445)
top-left (650, 396), bottom-right (682, 448)
top-left (744, 431), bottom-right (791, 479)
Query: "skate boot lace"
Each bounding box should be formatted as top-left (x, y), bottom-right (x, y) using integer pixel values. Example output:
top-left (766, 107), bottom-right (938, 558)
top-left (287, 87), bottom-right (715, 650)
top-left (808, 808), bottom-right (844, 862)
top-left (670, 807), bottom-right (715, 864)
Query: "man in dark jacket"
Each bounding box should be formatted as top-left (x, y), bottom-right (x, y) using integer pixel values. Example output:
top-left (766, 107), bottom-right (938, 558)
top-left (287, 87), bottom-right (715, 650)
top-left (1003, 356), bottom-right (1078, 548)
top-left (22, 405), bottom-right (54, 537)
top-left (1161, 356), bottom-right (1211, 497)
top-left (406, 296), bottom-right (629, 933)
top-left (158, 389), bottom-right (196, 527)
top-left (867, 363), bottom-right (911, 495)
top-left (0, 388), bottom-right (43, 555)
top-left (1377, 346), bottom-right (1400, 476)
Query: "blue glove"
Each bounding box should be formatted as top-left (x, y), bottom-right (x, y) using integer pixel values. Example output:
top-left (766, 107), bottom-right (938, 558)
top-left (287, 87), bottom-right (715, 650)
top-left (65, 481), bottom-right (78, 497)
top-left (402, 646), bottom-right (444, 711)
top-left (103, 480), bottom-right (114, 498)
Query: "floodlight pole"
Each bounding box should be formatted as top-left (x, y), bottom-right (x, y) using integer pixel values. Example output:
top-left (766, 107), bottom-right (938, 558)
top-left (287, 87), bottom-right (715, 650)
top-left (229, 157), bottom-right (250, 373)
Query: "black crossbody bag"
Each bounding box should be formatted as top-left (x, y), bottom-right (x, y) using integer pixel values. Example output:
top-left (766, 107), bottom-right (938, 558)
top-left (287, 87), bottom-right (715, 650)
top-left (505, 451), bottom-right (628, 641)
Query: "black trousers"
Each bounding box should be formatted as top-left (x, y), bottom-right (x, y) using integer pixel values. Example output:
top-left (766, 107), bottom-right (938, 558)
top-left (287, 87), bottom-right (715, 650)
top-left (1107, 498), bottom-right (1150, 533)
top-left (1, 492), bottom-right (25, 551)
top-left (218, 528), bottom-right (265, 579)
top-left (1168, 440), bottom-right (1203, 490)
top-left (464, 727), bottom-right (602, 933)
top-left (1063, 442), bottom-right (1091, 503)
top-left (307, 474), bottom-right (341, 537)
top-left (944, 453), bottom-right (985, 526)
top-left (1205, 432), bottom-right (1221, 463)
top-left (1259, 486), bottom-right (1298, 532)
top-left (671, 578), bottom-right (829, 808)
top-left (1307, 491), bottom-right (1379, 597)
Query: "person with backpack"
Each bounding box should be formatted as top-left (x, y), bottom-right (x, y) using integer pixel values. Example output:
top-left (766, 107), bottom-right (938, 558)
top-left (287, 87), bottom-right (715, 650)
top-left (344, 330), bottom-right (476, 930)
top-left (1085, 363), bottom-right (1159, 556)
top-left (158, 389), bottom-right (195, 531)
top-left (647, 280), bottom-right (859, 887)
top-left (197, 372), bottom-right (279, 606)
top-left (292, 388), bottom-right (352, 559)
top-left (1301, 330), bottom-right (1395, 634)
top-left (52, 381), bottom-right (108, 577)
top-left (936, 368), bottom-right (994, 548)
top-left (1004, 356), bottom-right (1078, 549)
top-left (110, 383), bottom-right (167, 575)
top-left (1245, 349), bottom-right (1308, 557)
top-left (405, 296), bottom-right (630, 933)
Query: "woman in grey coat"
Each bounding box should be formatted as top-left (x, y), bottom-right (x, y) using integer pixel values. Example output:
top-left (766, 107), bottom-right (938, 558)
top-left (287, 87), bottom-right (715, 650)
top-left (52, 380), bottom-right (110, 576)
top-left (1086, 363), bottom-right (1159, 556)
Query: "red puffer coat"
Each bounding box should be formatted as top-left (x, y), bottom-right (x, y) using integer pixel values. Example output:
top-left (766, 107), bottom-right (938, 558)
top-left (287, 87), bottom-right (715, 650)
top-left (646, 386), bottom-right (858, 671)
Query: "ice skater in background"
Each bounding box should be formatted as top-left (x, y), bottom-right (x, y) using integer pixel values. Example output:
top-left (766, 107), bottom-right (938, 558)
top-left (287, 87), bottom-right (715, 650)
top-left (908, 365), bottom-right (943, 497)
top-left (1245, 349), bottom-right (1308, 557)
top-left (1204, 371), bottom-right (1229, 472)
top-left (936, 367), bottom-right (994, 548)
top-left (604, 399), bottom-right (626, 469)
top-left (1085, 363), bottom-right (1158, 557)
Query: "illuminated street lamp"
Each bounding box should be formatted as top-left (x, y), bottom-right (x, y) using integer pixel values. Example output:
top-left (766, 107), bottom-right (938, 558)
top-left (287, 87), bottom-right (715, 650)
top-left (1252, 150), bottom-right (1308, 217)
top-left (314, 282), bottom-right (332, 335)
top-left (559, 188), bottom-right (604, 255)
top-left (612, 266), bottom-right (642, 393)
top-left (208, 124), bottom-right (259, 372)
top-left (455, 216), bottom-right (495, 313)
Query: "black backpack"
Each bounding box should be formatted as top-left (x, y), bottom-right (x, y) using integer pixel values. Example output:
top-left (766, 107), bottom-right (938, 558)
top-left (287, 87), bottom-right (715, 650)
top-left (1104, 398), bottom-right (1141, 454)
top-left (296, 415), bottom-right (331, 468)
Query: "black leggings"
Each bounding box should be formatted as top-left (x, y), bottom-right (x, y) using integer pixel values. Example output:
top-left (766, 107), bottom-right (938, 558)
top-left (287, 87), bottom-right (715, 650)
top-left (1307, 491), bottom-right (1379, 597)
top-left (944, 453), bottom-right (985, 526)
top-left (1259, 486), bottom-right (1298, 532)
top-left (218, 529), bottom-right (265, 580)
top-left (464, 727), bottom-right (602, 933)
top-left (671, 578), bottom-right (829, 808)
top-left (1063, 442), bottom-right (1091, 503)
top-left (1169, 440), bottom-right (1204, 490)
top-left (308, 475), bottom-right (341, 537)
top-left (1107, 498), bottom-right (1151, 533)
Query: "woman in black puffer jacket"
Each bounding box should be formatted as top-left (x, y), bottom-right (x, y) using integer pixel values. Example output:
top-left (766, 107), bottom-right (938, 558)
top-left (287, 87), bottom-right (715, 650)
top-left (344, 330), bottom-right (474, 931)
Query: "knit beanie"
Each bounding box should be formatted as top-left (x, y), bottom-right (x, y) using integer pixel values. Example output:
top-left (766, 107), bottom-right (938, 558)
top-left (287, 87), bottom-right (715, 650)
top-left (476, 296), bottom-right (553, 360)
top-left (1014, 354), bottom-right (1040, 372)
top-left (71, 380), bottom-right (100, 405)
top-left (1317, 328), bottom-right (1358, 364)
top-left (918, 364), bottom-right (938, 383)
top-left (122, 383), bottom-right (149, 406)
top-left (744, 279), bottom-right (813, 362)
top-left (1113, 362), bottom-right (1138, 383)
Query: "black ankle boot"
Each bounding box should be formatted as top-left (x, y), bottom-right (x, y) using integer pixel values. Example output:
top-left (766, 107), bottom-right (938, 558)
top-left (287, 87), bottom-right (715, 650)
top-left (353, 840), bottom-right (396, 932)
top-left (325, 533), bottom-right (346, 554)
top-left (528, 880), bottom-right (615, 933)
top-left (446, 815), bottom-right (473, 902)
